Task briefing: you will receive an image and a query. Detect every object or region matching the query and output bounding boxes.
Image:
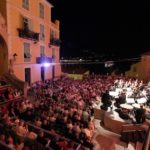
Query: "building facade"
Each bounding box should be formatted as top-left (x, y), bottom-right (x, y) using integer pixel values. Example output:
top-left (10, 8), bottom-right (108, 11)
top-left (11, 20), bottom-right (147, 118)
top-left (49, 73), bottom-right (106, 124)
top-left (126, 52), bottom-right (150, 81)
top-left (0, 0), bottom-right (61, 85)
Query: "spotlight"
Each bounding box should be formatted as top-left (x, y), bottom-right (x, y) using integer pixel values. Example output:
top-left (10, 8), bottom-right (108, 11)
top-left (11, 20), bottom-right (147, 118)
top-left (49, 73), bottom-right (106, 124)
top-left (43, 63), bottom-right (50, 67)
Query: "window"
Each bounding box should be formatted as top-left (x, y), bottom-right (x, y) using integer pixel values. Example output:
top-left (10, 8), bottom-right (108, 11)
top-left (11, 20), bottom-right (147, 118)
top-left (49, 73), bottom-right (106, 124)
top-left (50, 29), bottom-right (56, 39)
top-left (22, 0), bottom-right (29, 10)
top-left (50, 10), bottom-right (51, 21)
top-left (24, 43), bottom-right (31, 62)
top-left (25, 68), bottom-right (31, 85)
top-left (22, 16), bottom-right (33, 30)
top-left (52, 48), bottom-right (55, 58)
top-left (40, 46), bottom-right (45, 57)
top-left (40, 24), bottom-right (45, 41)
top-left (22, 17), bottom-right (29, 29)
top-left (39, 3), bottom-right (44, 19)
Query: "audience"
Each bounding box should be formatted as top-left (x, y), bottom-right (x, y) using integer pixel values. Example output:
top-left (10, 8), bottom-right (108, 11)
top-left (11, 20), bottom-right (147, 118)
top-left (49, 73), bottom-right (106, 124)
top-left (0, 74), bottom-right (149, 149)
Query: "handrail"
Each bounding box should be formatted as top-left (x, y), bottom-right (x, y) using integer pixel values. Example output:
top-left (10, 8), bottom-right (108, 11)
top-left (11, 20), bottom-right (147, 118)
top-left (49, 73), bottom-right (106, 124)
top-left (0, 122), bottom-right (45, 150)
top-left (26, 122), bottom-right (83, 150)
top-left (122, 124), bottom-right (149, 132)
top-left (17, 28), bottom-right (39, 41)
top-left (142, 126), bottom-right (150, 150)
top-left (0, 121), bottom-right (82, 150)
top-left (0, 85), bottom-right (11, 91)
top-left (0, 96), bottom-right (24, 106)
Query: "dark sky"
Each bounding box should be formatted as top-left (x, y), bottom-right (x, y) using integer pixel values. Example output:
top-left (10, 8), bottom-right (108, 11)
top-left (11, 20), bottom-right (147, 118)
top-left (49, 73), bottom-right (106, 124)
top-left (49, 0), bottom-right (150, 58)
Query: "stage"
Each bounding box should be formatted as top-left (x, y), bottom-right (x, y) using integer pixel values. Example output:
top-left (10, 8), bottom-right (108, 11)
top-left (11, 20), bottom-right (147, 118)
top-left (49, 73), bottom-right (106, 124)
top-left (93, 98), bottom-right (132, 134)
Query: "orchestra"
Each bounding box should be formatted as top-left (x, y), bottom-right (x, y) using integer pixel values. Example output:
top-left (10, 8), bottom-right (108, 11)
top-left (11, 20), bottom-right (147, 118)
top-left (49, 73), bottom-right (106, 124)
top-left (101, 78), bottom-right (150, 124)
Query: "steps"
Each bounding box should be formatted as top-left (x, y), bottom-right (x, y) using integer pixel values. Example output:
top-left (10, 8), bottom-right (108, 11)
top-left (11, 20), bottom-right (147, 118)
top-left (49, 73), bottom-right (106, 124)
top-left (0, 72), bottom-right (27, 97)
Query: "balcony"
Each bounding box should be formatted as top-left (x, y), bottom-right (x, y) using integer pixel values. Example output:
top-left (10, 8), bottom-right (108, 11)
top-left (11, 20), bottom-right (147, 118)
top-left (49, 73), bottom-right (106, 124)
top-left (17, 28), bottom-right (39, 41)
top-left (36, 57), bottom-right (53, 64)
top-left (50, 38), bottom-right (61, 47)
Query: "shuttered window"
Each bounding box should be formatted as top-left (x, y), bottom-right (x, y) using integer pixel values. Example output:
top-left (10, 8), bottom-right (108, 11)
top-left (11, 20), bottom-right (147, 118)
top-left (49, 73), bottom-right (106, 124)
top-left (39, 3), bottom-right (44, 19)
top-left (24, 43), bottom-right (31, 62)
top-left (22, 0), bottom-right (29, 10)
top-left (40, 46), bottom-right (45, 57)
top-left (40, 24), bottom-right (45, 41)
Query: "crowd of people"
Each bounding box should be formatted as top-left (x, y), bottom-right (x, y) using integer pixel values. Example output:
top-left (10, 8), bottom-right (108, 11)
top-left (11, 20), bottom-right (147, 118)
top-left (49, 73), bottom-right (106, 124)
top-left (0, 97), bottom-right (94, 149)
top-left (0, 81), bottom-right (22, 103)
top-left (0, 74), bottom-right (149, 150)
top-left (0, 75), bottom-right (118, 150)
top-left (0, 114), bottom-right (84, 150)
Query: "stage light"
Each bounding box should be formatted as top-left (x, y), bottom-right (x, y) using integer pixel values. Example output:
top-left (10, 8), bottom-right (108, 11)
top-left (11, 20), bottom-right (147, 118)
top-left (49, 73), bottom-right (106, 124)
top-left (43, 63), bottom-right (50, 67)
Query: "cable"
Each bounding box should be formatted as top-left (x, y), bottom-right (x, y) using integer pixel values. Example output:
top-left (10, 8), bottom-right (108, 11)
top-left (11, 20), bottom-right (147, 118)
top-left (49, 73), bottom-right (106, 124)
top-left (51, 54), bottom-right (150, 65)
top-left (59, 57), bottom-right (141, 65)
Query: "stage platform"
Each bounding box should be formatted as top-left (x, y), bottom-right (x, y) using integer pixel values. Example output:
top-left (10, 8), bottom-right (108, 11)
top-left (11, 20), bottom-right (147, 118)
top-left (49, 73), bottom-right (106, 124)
top-left (93, 101), bottom-right (132, 134)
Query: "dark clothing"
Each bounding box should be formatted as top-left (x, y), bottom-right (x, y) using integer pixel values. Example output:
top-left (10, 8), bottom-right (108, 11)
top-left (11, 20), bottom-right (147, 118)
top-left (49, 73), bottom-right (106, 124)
top-left (36, 136), bottom-right (47, 146)
top-left (135, 108), bottom-right (146, 124)
top-left (101, 92), bottom-right (112, 107)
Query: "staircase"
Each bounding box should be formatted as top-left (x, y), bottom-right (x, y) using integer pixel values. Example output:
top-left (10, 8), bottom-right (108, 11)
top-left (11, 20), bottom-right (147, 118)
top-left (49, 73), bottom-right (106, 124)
top-left (120, 124), bottom-right (149, 150)
top-left (0, 72), bottom-right (27, 97)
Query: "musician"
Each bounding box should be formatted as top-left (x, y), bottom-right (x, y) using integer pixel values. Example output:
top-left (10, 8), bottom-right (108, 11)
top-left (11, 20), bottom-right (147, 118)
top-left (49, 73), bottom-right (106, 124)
top-left (115, 92), bottom-right (126, 108)
top-left (101, 90), bottom-right (112, 110)
top-left (134, 105), bottom-right (146, 124)
top-left (146, 95), bottom-right (150, 106)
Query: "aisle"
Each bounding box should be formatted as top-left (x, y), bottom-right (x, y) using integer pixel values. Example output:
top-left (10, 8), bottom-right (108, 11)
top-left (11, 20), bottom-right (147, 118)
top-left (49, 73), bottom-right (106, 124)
top-left (92, 119), bottom-right (128, 150)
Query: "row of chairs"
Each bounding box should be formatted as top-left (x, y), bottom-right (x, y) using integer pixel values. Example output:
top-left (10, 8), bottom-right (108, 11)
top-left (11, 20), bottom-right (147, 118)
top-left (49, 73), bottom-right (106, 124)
top-left (121, 130), bottom-right (146, 143)
top-left (0, 122), bottom-right (46, 150)
top-left (0, 117), bottom-right (86, 150)
top-left (27, 122), bottom-right (85, 150)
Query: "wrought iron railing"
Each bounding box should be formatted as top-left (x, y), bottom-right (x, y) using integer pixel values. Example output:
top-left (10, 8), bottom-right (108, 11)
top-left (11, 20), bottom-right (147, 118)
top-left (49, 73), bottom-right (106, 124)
top-left (50, 38), bottom-right (61, 46)
top-left (17, 28), bottom-right (39, 41)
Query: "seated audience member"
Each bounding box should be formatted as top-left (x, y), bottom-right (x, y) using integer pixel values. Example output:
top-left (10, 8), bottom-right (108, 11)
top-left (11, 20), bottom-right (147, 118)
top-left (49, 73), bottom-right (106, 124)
top-left (82, 109), bottom-right (90, 123)
top-left (16, 121), bottom-right (28, 137)
top-left (0, 133), bottom-right (6, 143)
top-left (49, 136), bottom-right (60, 150)
top-left (8, 90), bottom-right (14, 100)
top-left (15, 139), bottom-right (24, 150)
top-left (0, 93), bottom-right (4, 102)
top-left (56, 139), bottom-right (67, 149)
top-left (26, 128), bottom-right (37, 140)
top-left (13, 89), bottom-right (21, 97)
top-left (12, 119), bottom-right (20, 132)
top-left (36, 131), bottom-right (47, 146)
top-left (65, 140), bottom-right (74, 150)
top-left (84, 137), bottom-right (94, 150)
top-left (7, 135), bottom-right (15, 149)
top-left (35, 117), bottom-right (42, 127)
top-left (88, 119), bottom-right (95, 133)
top-left (9, 108), bottom-right (16, 118)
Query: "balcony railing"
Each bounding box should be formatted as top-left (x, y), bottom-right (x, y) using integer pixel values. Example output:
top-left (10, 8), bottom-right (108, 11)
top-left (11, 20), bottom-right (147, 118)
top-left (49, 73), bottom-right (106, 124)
top-left (17, 28), bottom-right (39, 41)
top-left (36, 57), bottom-right (53, 64)
top-left (50, 38), bottom-right (61, 46)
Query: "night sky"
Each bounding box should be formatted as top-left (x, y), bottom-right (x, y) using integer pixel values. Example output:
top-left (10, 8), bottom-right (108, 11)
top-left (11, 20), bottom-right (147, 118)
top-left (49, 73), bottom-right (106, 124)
top-left (49, 0), bottom-right (150, 59)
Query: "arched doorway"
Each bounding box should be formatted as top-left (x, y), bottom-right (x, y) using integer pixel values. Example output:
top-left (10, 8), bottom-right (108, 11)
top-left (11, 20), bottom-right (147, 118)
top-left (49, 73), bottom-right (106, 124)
top-left (0, 35), bottom-right (8, 76)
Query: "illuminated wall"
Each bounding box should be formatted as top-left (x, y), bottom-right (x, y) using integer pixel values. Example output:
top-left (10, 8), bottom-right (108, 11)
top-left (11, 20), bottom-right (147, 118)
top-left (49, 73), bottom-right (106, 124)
top-left (51, 21), bottom-right (61, 77)
top-left (139, 54), bottom-right (150, 81)
top-left (0, 0), bottom-right (61, 83)
top-left (126, 53), bottom-right (150, 81)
